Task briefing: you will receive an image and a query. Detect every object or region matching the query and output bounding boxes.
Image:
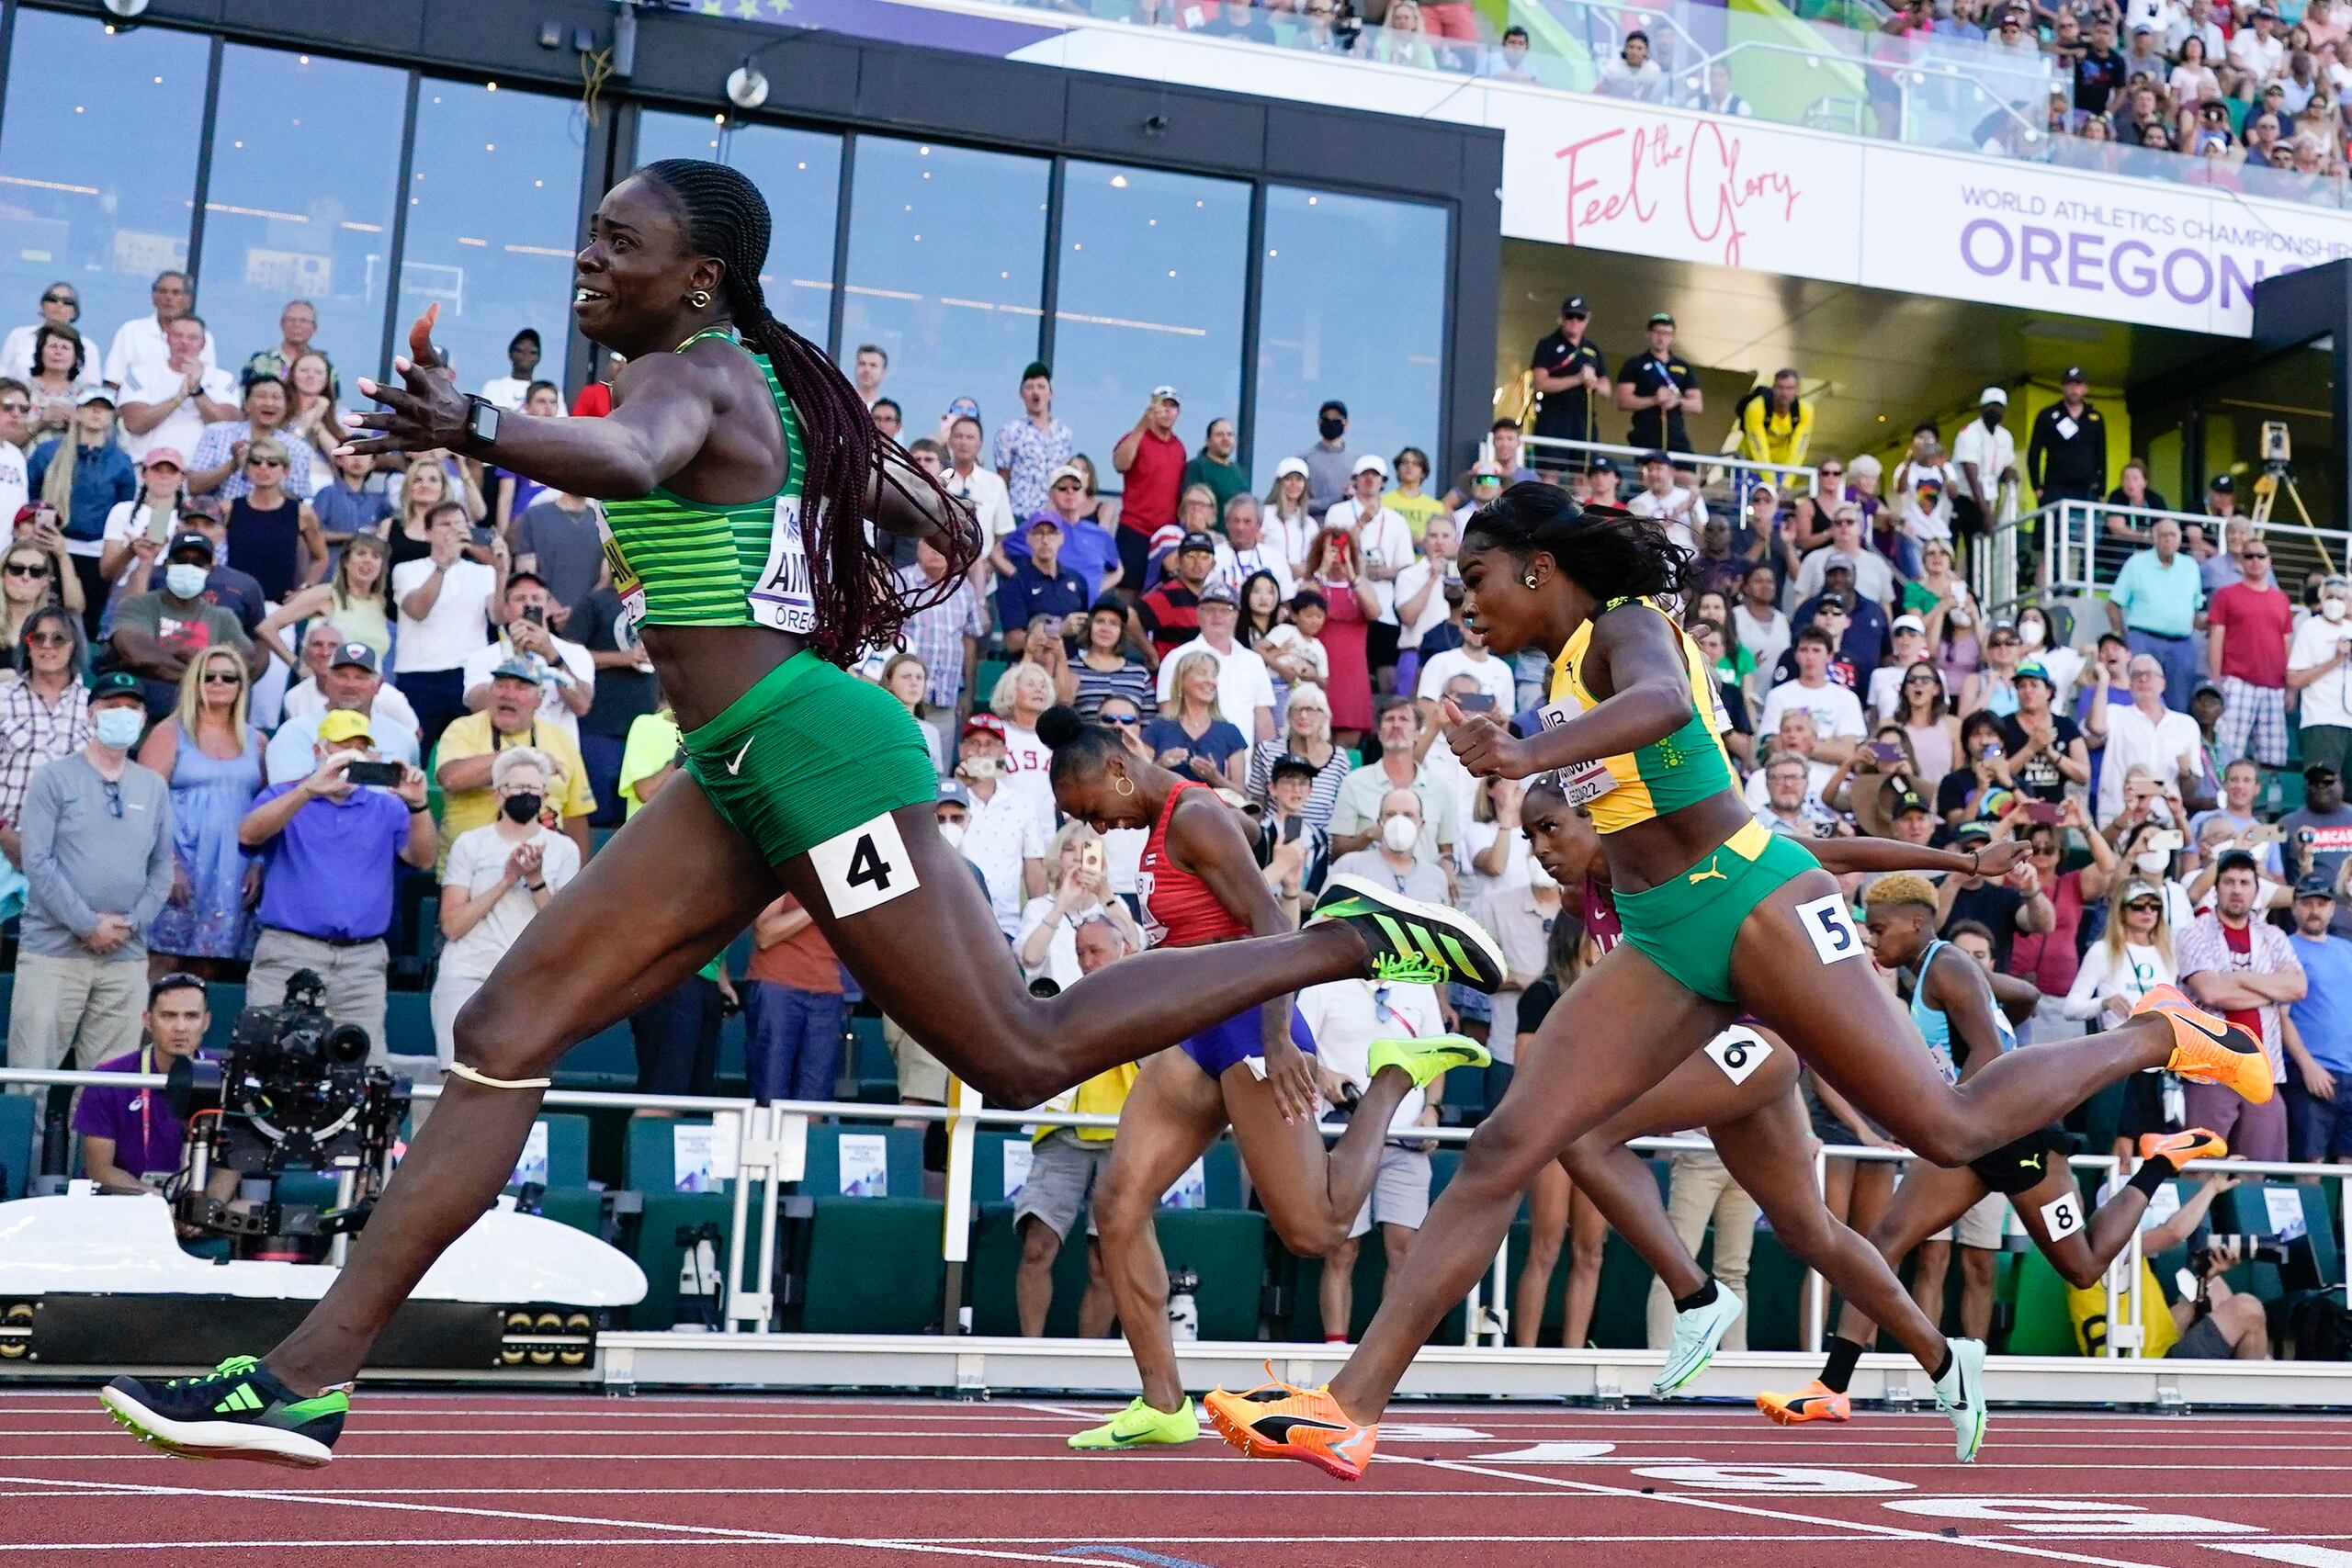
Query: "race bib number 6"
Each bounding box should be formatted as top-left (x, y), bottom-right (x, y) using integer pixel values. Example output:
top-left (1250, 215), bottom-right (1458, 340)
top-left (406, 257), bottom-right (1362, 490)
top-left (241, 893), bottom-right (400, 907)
top-left (809, 812), bottom-right (922, 918)
top-left (1795, 893), bottom-right (1864, 966)
top-left (1703, 1025), bottom-right (1772, 1085)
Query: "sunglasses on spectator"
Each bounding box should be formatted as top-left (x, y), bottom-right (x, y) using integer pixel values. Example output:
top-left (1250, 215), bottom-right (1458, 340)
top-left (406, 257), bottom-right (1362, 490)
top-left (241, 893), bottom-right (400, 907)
top-left (6, 561), bottom-right (49, 578)
top-left (0, 400), bottom-right (28, 416)
top-left (2245, 551), bottom-right (2270, 560)
top-left (1052, 480), bottom-right (1083, 491)
top-left (22, 630), bottom-right (70, 648)
top-left (102, 779), bottom-right (123, 818)
top-left (247, 456), bottom-right (286, 468)
top-left (1100, 713), bottom-right (1139, 726)
top-left (1989, 636), bottom-right (2019, 647)
top-left (200, 668), bottom-right (241, 685)
top-left (41, 292), bottom-right (74, 307)
top-left (2126, 899), bottom-right (2162, 912)
top-left (1819, 467), bottom-right (1844, 477)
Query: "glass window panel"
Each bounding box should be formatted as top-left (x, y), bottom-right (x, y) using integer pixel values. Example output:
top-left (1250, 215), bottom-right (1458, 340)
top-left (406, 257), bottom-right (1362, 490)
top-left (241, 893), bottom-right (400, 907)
top-left (203, 46), bottom-right (406, 385)
top-left (1252, 186), bottom-right (1447, 481)
top-left (1054, 161), bottom-right (1250, 495)
top-left (398, 80), bottom-right (582, 401)
top-left (0, 11), bottom-right (209, 375)
top-left (633, 111), bottom-right (842, 347)
top-left (842, 136), bottom-right (1046, 442)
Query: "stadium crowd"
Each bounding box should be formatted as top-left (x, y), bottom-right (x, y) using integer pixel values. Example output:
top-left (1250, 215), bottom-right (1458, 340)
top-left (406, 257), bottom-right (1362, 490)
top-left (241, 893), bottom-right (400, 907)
top-left (0, 268), bottom-right (2345, 1361)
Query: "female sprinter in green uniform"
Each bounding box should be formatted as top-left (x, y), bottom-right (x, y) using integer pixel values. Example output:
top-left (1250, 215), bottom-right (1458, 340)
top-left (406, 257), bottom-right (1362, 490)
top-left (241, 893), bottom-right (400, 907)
top-left (99, 160), bottom-right (1500, 1468)
top-left (1209, 484), bottom-right (2269, 1482)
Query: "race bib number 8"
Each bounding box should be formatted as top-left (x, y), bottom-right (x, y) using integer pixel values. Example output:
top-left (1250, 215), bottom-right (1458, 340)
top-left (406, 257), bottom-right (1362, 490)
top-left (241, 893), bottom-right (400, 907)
top-left (1795, 894), bottom-right (1864, 966)
top-left (1703, 1025), bottom-right (1772, 1085)
top-left (809, 812), bottom-right (922, 919)
top-left (2039, 1190), bottom-right (2084, 1241)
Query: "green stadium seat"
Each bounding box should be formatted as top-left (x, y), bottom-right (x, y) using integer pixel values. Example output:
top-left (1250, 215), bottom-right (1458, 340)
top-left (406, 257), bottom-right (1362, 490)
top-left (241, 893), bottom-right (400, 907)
top-left (974, 659), bottom-right (1014, 707)
top-left (837, 1015), bottom-right (899, 1103)
top-left (555, 1022), bottom-right (638, 1090)
top-left (792, 1196), bottom-right (947, 1333)
top-left (2004, 1249), bottom-right (2083, 1356)
top-left (1157, 1209), bottom-right (1266, 1340)
top-left (0, 1094), bottom-right (36, 1200)
top-left (1201, 1137), bottom-right (1244, 1209)
top-left (532, 1186), bottom-right (605, 1237)
top-left (512, 1113), bottom-right (592, 1190)
top-left (382, 991), bottom-right (435, 1064)
top-left (797, 1123), bottom-right (925, 1198)
top-left (1744, 1226), bottom-right (1805, 1352)
top-left (1284, 1232), bottom-right (1468, 1345)
top-left (622, 1115), bottom-right (733, 1329)
top-left (970, 1196), bottom-right (1097, 1337)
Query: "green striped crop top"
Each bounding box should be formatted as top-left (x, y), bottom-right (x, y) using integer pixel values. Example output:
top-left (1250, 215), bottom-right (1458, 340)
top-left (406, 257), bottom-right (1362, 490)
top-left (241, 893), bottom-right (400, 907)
top-left (600, 329), bottom-right (813, 634)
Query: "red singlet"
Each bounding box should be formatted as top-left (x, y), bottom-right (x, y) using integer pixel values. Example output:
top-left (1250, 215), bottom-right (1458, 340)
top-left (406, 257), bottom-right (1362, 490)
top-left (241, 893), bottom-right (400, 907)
top-left (1138, 781), bottom-right (1250, 950)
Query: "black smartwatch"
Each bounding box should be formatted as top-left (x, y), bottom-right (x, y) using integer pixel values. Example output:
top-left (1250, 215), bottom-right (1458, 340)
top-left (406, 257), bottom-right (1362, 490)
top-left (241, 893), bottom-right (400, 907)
top-left (465, 395), bottom-right (502, 447)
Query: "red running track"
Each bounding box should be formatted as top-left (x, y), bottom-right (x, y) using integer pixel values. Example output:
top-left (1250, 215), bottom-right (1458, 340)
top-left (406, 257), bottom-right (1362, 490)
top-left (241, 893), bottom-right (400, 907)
top-left (2, 1389), bottom-right (2351, 1566)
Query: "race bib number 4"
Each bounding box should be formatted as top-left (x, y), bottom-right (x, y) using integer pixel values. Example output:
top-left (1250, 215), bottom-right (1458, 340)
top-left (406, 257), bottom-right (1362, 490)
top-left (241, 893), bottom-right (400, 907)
top-left (1795, 893), bottom-right (1864, 966)
top-left (1703, 1025), bottom-right (1772, 1085)
top-left (809, 812), bottom-right (921, 918)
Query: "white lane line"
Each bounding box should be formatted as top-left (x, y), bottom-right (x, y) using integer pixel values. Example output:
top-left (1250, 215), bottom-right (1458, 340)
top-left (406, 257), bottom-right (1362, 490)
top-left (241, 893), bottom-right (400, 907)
top-left (1004, 1402), bottom-right (1107, 1422)
top-left (0, 1483), bottom-right (2335, 1503)
top-left (1410, 1458), bottom-right (2169, 1568)
top-left (16, 1451), bottom-right (2352, 1472)
top-left (0, 1475), bottom-right (1136, 1568)
top-left (2211, 1550), bottom-right (2352, 1566)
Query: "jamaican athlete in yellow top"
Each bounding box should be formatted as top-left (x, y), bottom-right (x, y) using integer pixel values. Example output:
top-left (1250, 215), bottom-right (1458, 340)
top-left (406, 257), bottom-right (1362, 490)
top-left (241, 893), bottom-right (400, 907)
top-left (1541, 596), bottom-right (1735, 835)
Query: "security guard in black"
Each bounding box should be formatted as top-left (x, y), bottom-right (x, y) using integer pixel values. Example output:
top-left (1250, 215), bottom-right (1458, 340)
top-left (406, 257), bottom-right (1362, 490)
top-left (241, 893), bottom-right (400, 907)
top-left (1531, 295), bottom-right (1608, 452)
top-left (1617, 311), bottom-right (1702, 457)
top-left (2027, 367), bottom-right (2108, 505)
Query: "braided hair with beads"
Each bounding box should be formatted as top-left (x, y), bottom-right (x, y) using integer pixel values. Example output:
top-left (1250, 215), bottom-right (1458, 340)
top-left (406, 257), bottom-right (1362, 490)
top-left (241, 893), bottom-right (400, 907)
top-left (636, 158), bottom-right (978, 665)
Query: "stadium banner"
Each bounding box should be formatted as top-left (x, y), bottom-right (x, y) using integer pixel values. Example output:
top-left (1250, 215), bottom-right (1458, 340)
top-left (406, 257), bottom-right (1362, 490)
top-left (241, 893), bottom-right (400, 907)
top-left (995, 5), bottom-right (2350, 337)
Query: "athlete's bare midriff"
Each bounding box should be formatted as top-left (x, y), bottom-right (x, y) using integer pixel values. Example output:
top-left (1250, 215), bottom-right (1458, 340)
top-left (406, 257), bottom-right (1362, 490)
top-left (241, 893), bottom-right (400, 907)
top-left (639, 623), bottom-right (806, 733)
top-left (1595, 790), bottom-right (1758, 896)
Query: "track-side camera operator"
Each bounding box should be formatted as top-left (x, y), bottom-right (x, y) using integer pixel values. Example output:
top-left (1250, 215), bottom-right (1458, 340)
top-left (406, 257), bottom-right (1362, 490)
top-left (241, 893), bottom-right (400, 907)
top-left (165, 968), bottom-right (412, 1259)
top-left (73, 974), bottom-right (241, 1236)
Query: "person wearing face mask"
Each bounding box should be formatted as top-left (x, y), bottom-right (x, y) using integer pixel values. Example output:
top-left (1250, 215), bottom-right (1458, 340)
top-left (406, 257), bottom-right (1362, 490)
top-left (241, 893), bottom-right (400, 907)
top-left (1295, 400), bottom-right (1357, 520)
top-left (1949, 387), bottom-right (2018, 544)
top-left (430, 747), bottom-right (580, 1070)
top-left (238, 709), bottom-right (435, 1065)
top-left (107, 532), bottom-right (261, 719)
top-left (1329, 786), bottom-right (1451, 907)
top-left (2288, 575), bottom-right (2352, 777)
top-left (2011, 606), bottom-right (2083, 707)
top-left (6, 671), bottom-right (174, 1084)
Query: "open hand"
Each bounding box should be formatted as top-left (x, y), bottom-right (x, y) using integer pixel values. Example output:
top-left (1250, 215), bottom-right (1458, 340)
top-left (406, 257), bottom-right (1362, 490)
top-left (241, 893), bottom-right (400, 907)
top-left (1263, 1040), bottom-right (1318, 1126)
top-left (340, 305), bottom-right (471, 458)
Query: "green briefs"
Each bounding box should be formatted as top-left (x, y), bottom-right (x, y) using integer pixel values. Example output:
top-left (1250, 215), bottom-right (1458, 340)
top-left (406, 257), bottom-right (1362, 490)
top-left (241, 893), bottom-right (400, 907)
top-left (1611, 818), bottom-right (1821, 1003)
top-left (681, 650), bottom-right (938, 865)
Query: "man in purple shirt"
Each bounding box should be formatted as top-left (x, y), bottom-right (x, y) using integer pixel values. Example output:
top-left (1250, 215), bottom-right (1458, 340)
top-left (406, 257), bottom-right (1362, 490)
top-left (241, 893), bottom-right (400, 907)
top-left (238, 709), bottom-right (436, 1064)
top-left (74, 972), bottom-right (221, 1191)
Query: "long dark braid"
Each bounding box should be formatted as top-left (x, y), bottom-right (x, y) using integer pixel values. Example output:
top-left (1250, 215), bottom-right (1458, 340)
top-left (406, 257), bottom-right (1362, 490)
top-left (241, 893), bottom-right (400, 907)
top-left (637, 159), bottom-right (978, 664)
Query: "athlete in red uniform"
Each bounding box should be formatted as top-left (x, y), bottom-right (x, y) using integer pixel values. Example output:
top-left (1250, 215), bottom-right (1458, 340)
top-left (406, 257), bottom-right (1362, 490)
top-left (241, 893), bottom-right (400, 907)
top-left (1039, 705), bottom-right (1497, 1450)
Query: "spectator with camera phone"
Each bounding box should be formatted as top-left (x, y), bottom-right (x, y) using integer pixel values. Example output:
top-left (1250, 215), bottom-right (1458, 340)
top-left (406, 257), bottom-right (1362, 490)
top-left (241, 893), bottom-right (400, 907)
top-left (458, 571), bottom-right (594, 741)
top-left (238, 709), bottom-right (435, 1064)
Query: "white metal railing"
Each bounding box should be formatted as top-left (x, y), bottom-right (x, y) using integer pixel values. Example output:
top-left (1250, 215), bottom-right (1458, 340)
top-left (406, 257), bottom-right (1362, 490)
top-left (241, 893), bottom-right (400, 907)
top-left (9, 1066), bottom-right (2349, 1370)
top-left (1981, 501), bottom-right (2352, 622)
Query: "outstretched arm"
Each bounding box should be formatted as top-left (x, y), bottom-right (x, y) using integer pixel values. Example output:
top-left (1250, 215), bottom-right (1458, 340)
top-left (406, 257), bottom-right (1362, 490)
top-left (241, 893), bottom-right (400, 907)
top-left (1806, 836), bottom-right (2027, 881)
top-left (1446, 608), bottom-right (1693, 778)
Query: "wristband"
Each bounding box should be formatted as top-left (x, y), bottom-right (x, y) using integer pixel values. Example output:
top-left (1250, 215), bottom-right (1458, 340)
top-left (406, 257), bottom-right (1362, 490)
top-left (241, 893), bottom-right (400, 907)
top-left (407, 802), bottom-right (430, 813)
top-left (526, 880), bottom-right (548, 891)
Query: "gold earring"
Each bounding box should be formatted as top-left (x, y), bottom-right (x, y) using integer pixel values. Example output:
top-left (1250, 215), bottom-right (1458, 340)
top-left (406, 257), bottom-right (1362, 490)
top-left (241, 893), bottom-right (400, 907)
top-left (1523, 572), bottom-right (1539, 588)
top-left (1114, 774), bottom-right (1135, 797)
top-left (687, 289), bottom-right (713, 310)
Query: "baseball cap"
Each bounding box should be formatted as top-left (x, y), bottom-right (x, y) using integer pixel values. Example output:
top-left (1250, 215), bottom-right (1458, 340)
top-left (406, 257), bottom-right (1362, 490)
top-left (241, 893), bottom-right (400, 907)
top-left (962, 713), bottom-right (1006, 740)
top-left (2016, 660), bottom-right (2052, 686)
top-left (89, 671), bottom-right (143, 705)
top-left (1351, 453), bottom-right (1389, 479)
top-left (1176, 529), bottom-right (1218, 556)
top-left (75, 386), bottom-right (116, 408)
top-left (2215, 848), bottom-right (2260, 878)
top-left (1750, 481), bottom-right (1778, 501)
top-left (489, 656), bottom-right (539, 683)
top-left (1640, 448), bottom-right (1671, 467)
top-left (164, 531), bottom-right (214, 562)
top-left (141, 447), bottom-right (186, 471)
top-left (1273, 456), bottom-right (1309, 481)
top-left (1046, 463), bottom-right (1087, 489)
top-left (1980, 386), bottom-right (2009, 406)
top-left (1647, 310), bottom-right (1675, 328)
top-left (2063, 365), bottom-right (2087, 382)
top-left (1561, 295), bottom-right (1589, 317)
top-left (1892, 787), bottom-right (1930, 817)
top-left (2308, 761), bottom-right (2341, 782)
top-left (1892, 614), bottom-right (1928, 634)
top-left (1271, 751), bottom-right (1319, 781)
top-left (1197, 579), bottom-right (1238, 606)
top-left (1025, 512), bottom-right (1063, 533)
top-left (1149, 384), bottom-right (1181, 405)
top-left (2193, 680), bottom-right (2224, 702)
top-left (935, 781), bottom-right (973, 809)
top-left (2296, 872), bottom-right (2337, 900)
top-left (1823, 550), bottom-right (1857, 572)
top-left (330, 641), bottom-right (379, 673)
top-left (317, 710), bottom-right (375, 746)
top-left (1954, 819), bottom-right (1994, 842)
top-left (1318, 399), bottom-right (1349, 420)
top-left (1021, 361), bottom-right (1052, 384)
top-left (2211, 473), bottom-right (2235, 492)
top-left (2122, 878), bottom-right (2165, 904)
top-left (1815, 590), bottom-right (1852, 615)
top-left (1589, 457), bottom-right (1618, 475)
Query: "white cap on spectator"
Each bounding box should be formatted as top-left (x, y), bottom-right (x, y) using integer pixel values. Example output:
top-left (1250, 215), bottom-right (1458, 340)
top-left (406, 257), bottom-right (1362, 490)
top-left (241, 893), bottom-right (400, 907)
top-left (1979, 386), bottom-right (2008, 406)
top-left (1047, 463), bottom-right (1087, 488)
top-left (1150, 384), bottom-right (1181, 405)
top-left (1352, 453), bottom-right (1389, 479)
top-left (1893, 614), bottom-right (1927, 634)
top-left (1274, 457), bottom-right (1310, 481)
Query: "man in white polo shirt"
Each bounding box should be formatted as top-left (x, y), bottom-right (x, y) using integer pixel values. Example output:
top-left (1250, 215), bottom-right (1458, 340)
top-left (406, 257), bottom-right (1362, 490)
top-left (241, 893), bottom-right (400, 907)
top-left (102, 272), bottom-right (214, 390)
top-left (1155, 579), bottom-right (1276, 742)
top-left (114, 314), bottom-right (235, 465)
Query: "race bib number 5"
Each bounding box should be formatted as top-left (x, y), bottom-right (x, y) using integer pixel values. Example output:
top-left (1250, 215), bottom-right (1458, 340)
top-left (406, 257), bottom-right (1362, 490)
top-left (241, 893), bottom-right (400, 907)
top-left (1795, 893), bottom-right (1864, 966)
top-left (809, 812), bottom-right (922, 918)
